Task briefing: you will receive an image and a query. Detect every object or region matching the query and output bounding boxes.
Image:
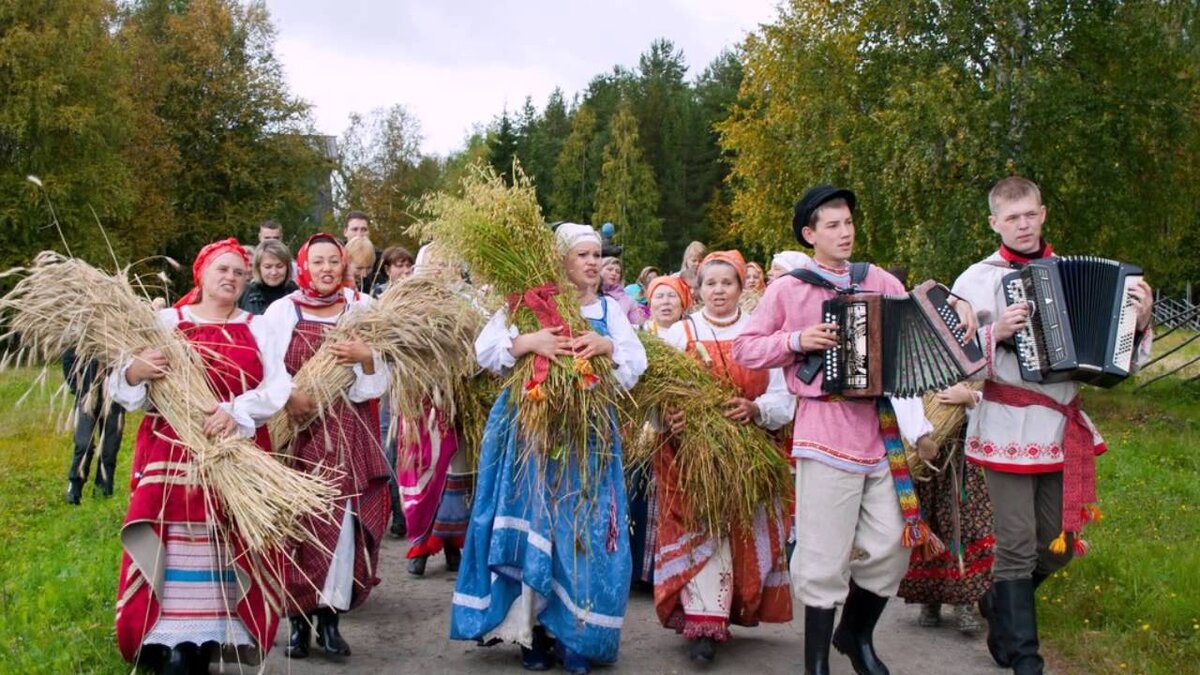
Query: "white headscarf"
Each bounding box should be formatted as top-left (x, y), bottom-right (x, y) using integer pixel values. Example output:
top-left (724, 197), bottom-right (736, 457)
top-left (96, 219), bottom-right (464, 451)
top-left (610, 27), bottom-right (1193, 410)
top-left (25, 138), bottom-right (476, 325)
top-left (771, 250), bottom-right (812, 273)
top-left (555, 223), bottom-right (601, 254)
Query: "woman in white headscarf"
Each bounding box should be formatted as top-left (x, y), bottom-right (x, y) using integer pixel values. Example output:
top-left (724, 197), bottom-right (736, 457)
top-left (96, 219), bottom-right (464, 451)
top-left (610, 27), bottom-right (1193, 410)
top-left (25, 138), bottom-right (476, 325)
top-left (450, 224), bottom-right (647, 675)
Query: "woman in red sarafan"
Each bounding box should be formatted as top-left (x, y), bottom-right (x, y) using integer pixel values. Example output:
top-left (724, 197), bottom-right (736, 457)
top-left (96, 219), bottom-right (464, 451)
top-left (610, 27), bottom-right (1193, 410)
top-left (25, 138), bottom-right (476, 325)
top-left (110, 238), bottom-right (292, 672)
top-left (261, 233), bottom-right (391, 661)
top-left (653, 251), bottom-right (795, 666)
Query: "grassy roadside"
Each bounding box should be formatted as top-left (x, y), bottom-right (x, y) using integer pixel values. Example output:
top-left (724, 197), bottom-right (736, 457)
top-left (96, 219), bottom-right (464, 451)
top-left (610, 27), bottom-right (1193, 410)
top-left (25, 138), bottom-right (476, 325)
top-left (1037, 332), bottom-right (1200, 673)
top-left (0, 368), bottom-right (131, 674)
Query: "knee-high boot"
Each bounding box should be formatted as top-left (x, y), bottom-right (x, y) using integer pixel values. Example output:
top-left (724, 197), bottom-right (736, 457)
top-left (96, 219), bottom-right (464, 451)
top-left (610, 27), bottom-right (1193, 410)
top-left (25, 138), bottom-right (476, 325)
top-left (804, 606), bottom-right (837, 675)
top-left (832, 583), bottom-right (890, 675)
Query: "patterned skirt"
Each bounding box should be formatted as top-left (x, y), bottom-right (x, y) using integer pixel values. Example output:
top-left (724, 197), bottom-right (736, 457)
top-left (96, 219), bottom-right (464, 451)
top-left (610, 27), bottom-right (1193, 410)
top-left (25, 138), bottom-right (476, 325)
top-left (898, 441), bottom-right (995, 605)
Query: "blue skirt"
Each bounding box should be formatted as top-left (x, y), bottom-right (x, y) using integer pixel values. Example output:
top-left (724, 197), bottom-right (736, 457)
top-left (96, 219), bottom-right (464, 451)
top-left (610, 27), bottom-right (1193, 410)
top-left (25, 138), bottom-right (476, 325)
top-left (450, 388), bottom-right (631, 664)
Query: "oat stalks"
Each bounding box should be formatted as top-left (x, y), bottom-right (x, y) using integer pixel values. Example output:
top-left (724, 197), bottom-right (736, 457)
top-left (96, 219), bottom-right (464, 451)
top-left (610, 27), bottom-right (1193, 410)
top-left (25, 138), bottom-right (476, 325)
top-left (624, 332), bottom-right (792, 535)
top-left (409, 161), bottom-right (625, 489)
top-left (0, 252), bottom-right (337, 553)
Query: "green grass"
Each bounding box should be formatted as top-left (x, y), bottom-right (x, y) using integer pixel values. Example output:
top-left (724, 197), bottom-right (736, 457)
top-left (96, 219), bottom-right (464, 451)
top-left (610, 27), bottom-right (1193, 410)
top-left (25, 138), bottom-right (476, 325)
top-left (1037, 354), bottom-right (1200, 674)
top-left (0, 368), bottom-right (133, 674)
top-left (1, 348), bottom-right (1198, 673)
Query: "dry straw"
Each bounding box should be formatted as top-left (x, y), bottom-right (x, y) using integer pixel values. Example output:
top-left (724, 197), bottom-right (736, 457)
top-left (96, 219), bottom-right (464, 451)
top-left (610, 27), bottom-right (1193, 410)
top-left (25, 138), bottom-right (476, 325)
top-left (905, 382), bottom-right (982, 480)
top-left (0, 252), bottom-right (337, 554)
top-left (409, 162), bottom-right (625, 487)
top-left (624, 332), bottom-right (792, 535)
top-left (266, 273), bottom-right (486, 453)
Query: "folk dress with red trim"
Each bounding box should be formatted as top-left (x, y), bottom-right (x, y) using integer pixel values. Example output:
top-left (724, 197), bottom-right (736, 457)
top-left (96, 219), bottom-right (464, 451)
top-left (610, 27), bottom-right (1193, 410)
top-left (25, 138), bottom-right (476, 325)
top-left (280, 302), bottom-right (391, 614)
top-left (114, 315), bottom-right (281, 663)
top-left (653, 314), bottom-right (793, 641)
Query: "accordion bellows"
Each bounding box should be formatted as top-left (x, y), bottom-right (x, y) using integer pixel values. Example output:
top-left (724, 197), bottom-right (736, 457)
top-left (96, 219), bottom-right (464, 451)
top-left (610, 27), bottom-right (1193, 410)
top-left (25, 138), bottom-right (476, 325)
top-left (821, 280), bottom-right (986, 397)
top-left (1003, 256), bottom-right (1142, 388)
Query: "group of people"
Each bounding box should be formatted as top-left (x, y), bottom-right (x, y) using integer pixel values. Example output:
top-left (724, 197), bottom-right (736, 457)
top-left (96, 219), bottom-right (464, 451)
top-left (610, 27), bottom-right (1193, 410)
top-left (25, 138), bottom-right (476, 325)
top-left (76, 175), bottom-right (1153, 675)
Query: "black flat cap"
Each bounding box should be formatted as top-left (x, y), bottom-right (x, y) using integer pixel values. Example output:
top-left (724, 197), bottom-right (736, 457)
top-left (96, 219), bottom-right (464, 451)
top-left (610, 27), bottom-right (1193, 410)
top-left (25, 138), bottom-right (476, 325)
top-left (792, 185), bottom-right (857, 247)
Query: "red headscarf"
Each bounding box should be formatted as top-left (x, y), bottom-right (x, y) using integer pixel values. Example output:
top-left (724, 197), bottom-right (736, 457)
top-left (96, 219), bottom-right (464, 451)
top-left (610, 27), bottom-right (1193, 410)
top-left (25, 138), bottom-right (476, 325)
top-left (291, 233), bottom-right (355, 308)
top-left (647, 275), bottom-right (694, 312)
top-left (700, 250), bottom-right (747, 286)
top-left (173, 237), bottom-right (251, 308)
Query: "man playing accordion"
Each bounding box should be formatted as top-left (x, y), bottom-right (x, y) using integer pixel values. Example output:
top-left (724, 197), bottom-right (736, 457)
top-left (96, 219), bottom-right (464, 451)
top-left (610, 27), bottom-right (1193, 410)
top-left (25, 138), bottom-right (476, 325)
top-left (950, 176), bottom-right (1154, 675)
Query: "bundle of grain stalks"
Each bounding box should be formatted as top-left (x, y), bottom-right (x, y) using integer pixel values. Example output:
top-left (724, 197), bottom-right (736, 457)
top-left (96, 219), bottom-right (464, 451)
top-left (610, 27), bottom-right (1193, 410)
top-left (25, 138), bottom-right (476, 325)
top-left (267, 273), bottom-right (487, 453)
top-left (0, 252), bottom-right (336, 553)
top-left (904, 382), bottom-right (983, 481)
top-left (409, 162), bottom-right (625, 480)
top-left (624, 332), bottom-right (792, 535)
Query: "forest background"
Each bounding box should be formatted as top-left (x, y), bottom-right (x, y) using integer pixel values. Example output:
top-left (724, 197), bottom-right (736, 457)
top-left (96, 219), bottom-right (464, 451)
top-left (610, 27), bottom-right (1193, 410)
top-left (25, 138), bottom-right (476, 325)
top-left (3, 0), bottom-right (1197, 290)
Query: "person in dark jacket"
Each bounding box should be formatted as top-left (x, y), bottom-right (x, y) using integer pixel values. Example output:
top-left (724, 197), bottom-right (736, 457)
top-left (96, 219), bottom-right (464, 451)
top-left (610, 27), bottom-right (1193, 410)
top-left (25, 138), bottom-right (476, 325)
top-left (239, 240), bottom-right (298, 315)
top-left (62, 347), bottom-right (125, 503)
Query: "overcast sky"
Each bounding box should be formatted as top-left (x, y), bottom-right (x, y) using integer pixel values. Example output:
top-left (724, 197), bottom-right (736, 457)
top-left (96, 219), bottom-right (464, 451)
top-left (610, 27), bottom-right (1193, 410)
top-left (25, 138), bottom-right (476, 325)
top-left (263, 0), bottom-right (780, 156)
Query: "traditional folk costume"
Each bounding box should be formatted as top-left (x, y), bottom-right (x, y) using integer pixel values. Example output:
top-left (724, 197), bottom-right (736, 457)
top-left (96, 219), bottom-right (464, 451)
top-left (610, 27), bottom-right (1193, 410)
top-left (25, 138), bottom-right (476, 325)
top-left (655, 298), bottom-right (795, 651)
top-left (261, 234), bottom-right (391, 658)
top-left (628, 275), bottom-right (695, 587)
top-left (397, 412), bottom-right (471, 574)
top-left (951, 241), bottom-right (1152, 671)
top-left (110, 240), bottom-right (291, 668)
top-left (451, 225), bottom-right (648, 673)
top-left (898, 391), bottom-right (995, 631)
top-left (733, 185), bottom-right (936, 675)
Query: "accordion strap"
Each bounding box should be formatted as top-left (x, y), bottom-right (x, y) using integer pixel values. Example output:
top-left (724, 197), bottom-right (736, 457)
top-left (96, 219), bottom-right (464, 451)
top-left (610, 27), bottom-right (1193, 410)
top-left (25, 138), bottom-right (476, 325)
top-left (786, 262), bottom-right (871, 293)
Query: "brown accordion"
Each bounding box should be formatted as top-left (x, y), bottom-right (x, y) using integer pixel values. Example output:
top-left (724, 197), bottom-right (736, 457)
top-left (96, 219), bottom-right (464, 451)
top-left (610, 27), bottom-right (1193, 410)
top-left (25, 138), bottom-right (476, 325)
top-left (821, 280), bottom-right (986, 397)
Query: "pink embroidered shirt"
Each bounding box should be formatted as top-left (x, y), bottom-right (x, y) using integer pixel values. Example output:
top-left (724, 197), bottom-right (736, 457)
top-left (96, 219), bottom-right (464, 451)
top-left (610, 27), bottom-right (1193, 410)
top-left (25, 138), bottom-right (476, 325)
top-left (732, 265), bottom-right (932, 475)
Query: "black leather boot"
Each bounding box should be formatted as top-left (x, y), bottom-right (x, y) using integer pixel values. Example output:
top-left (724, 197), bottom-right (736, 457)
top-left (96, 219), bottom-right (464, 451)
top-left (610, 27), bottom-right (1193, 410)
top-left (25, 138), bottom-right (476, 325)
top-left (832, 583), bottom-right (891, 675)
top-left (804, 606), bottom-right (837, 675)
top-left (65, 478), bottom-right (83, 505)
top-left (444, 544), bottom-right (461, 573)
top-left (687, 636), bottom-right (717, 664)
top-left (995, 579), bottom-right (1044, 675)
top-left (162, 641), bottom-right (201, 675)
top-left (408, 555), bottom-right (428, 576)
top-left (520, 625), bottom-right (556, 671)
top-left (285, 615), bottom-right (311, 659)
top-left (315, 607), bottom-right (351, 657)
top-left (979, 584), bottom-right (1011, 667)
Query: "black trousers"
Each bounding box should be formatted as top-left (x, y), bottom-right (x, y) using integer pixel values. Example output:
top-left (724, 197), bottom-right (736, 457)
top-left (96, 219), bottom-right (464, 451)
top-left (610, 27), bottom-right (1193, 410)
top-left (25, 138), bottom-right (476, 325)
top-left (67, 395), bottom-right (125, 492)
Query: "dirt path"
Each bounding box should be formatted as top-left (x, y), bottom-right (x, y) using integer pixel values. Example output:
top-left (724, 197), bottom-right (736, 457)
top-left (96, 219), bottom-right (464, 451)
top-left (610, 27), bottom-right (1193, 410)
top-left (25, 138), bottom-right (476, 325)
top-left (259, 536), bottom-right (1005, 674)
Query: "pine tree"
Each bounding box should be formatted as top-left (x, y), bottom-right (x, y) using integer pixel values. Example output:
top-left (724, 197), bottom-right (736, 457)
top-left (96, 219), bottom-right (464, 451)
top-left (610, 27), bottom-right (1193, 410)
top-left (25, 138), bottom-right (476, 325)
top-left (487, 107), bottom-right (520, 184)
top-left (548, 105), bottom-right (598, 223)
top-left (594, 102), bottom-right (664, 273)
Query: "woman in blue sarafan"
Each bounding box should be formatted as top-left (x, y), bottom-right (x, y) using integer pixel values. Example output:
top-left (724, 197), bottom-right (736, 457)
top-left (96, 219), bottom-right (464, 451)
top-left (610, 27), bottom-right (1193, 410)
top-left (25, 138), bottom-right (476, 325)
top-left (451, 223), bottom-right (648, 674)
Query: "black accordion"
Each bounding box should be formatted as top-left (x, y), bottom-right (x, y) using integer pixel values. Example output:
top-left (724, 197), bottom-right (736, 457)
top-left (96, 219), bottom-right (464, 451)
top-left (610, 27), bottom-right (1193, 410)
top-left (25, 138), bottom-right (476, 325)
top-left (821, 280), bottom-right (987, 397)
top-left (1002, 256), bottom-right (1142, 387)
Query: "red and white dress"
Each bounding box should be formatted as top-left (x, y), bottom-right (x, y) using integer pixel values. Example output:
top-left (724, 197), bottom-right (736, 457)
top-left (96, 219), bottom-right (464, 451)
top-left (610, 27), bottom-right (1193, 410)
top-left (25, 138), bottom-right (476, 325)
top-left (109, 306), bottom-right (292, 663)
top-left (260, 287), bottom-right (391, 615)
top-left (653, 311), bottom-right (795, 641)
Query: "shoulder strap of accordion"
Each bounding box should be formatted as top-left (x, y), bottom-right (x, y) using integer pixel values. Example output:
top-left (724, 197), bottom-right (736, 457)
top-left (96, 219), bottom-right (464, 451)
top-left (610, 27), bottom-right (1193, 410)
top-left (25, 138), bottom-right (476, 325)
top-left (786, 262), bottom-right (872, 292)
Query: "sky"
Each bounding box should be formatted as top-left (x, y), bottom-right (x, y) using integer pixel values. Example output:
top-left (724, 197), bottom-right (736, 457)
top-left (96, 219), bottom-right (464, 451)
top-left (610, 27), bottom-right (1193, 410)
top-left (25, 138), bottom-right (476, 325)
top-left (263, 0), bottom-right (780, 157)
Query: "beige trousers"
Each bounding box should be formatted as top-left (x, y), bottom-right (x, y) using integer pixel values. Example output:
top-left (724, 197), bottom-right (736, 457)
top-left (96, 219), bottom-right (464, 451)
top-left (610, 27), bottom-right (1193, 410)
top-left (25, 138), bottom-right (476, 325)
top-left (791, 459), bottom-right (909, 609)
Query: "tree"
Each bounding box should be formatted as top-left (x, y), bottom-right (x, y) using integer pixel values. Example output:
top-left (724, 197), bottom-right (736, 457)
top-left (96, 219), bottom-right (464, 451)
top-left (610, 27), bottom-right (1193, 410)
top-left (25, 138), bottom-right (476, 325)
top-left (0, 0), bottom-right (138, 269)
top-left (338, 103), bottom-right (433, 247)
top-left (721, 0), bottom-right (1200, 286)
top-left (548, 104), bottom-right (598, 223)
top-left (594, 102), bottom-right (664, 274)
top-left (118, 0), bottom-right (328, 265)
top-left (630, 39), bottom-right (695, 264)
top-left (487, 107), bottom-right (520, 184)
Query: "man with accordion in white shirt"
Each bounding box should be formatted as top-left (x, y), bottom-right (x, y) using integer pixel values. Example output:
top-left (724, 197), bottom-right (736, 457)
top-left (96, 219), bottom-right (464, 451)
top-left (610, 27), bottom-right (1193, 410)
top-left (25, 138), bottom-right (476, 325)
top-left (950, 176), bottom-right (1154, 675)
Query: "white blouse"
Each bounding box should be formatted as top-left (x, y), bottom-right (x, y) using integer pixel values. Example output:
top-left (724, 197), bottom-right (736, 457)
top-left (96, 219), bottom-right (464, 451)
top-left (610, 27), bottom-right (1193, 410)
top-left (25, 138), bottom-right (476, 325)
top-left (259, 287), bottom-right (389, 403)
top-left (660, 310), bottom-right (796, 431)
top-left (108, 305), bottom-right (293, 439)
top-left (475, 295), bottom-right (647, 391)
